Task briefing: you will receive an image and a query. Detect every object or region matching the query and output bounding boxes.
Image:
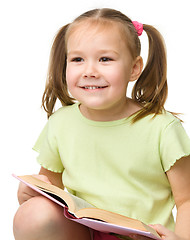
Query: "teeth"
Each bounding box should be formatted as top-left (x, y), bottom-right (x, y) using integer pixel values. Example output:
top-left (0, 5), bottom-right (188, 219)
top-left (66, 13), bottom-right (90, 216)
top-left (84, 86), bottom-right (104, 89)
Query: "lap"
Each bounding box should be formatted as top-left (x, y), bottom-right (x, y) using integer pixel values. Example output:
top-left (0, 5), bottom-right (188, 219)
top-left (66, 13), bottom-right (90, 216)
top-left (14, 196), bottom-right (126, 240)
top-left (13, 196), bottom-right (91, 240)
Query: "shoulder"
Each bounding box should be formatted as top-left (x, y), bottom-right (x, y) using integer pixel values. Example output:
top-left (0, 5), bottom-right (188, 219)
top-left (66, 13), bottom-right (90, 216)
top-left (142, 111), bottom-right (181, 127)
top-left (133, 111), bottom-right (183, 136)
top-left (154, 111), bottom-right (180, 125)
top-left (147, 111), bottom-right (189, 142)
top-left (45, 104), bottom-right (79, 133)
top-left (49, 104), bottom-right (78, 123)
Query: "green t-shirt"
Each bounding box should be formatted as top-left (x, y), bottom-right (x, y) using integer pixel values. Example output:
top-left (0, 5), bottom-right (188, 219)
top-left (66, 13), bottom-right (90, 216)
top-left (33, 103), bottom-right (190, 230)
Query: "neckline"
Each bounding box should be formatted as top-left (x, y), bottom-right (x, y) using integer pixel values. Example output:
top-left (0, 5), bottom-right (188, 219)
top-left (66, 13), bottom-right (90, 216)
top-left (75, 102), bottom-right (139, 127)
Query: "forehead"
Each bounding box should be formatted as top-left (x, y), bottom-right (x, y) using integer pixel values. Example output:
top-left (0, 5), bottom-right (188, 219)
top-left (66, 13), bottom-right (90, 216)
top-left (66, 20), bottom-right (127, 50)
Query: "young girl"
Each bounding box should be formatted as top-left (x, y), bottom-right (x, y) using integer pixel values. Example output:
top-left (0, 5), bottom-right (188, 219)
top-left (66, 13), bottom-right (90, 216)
top-left (13, 8), bottom-right (190, 240)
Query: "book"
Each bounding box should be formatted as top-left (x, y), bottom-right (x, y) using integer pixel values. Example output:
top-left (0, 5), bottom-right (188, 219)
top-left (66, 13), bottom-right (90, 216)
top-left (13, 174), bottom-right (161, 240)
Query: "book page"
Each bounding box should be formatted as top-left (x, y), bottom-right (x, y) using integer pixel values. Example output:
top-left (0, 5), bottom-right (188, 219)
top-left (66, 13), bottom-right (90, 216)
top-left (29, 177), bottom-right (95, 212)
top-left (13, 174), bottom-right (160, 239)
top-left (16, 175), bottom-right (95, 214)
top-left (67, 194), bottom-right (95, 213)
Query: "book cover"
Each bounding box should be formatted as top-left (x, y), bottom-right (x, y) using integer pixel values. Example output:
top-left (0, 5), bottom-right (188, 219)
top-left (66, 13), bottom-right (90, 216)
top-left (13, 174), bottom-right (161, 240)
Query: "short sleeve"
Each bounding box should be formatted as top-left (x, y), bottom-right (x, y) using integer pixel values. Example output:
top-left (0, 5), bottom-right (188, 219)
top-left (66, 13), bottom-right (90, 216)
top-left (160, 119), bottom-right (190, 172)
top-left (32, 120), bottom-right (64, 173)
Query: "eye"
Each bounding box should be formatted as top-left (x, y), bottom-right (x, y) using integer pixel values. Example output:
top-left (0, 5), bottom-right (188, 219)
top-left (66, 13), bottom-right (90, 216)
top-left (71, 57), bottom-right (84, 62)
top-left (99, 57), bottom-right (113, 62)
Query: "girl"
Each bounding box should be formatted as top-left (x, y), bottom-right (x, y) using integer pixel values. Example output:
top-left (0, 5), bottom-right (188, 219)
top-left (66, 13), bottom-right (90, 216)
top-left (13, 8), bottom-right (190, 240)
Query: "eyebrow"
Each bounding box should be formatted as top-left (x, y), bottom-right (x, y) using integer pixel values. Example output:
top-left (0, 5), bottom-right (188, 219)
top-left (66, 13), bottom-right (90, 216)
top-left (67, 49), bottom-right (119, 56)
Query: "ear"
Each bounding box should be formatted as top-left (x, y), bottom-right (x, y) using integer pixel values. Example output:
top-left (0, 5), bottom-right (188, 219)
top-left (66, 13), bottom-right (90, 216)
top-left (129, 56), bottom-right (143, 82)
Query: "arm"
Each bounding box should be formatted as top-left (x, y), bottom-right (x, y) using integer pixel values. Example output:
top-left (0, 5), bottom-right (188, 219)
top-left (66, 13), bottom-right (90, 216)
top-left (17, 167), bottom-right (64, 205)
top-left (166, 156), bottom-right (190, 240)
top-left (129, 156), bottom-right (190, 240)
top-left (39, 167), bottom-right (64, 189)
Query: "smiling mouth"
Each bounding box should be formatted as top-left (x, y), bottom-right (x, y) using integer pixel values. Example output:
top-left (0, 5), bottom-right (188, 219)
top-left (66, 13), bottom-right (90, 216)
top-left (81, 86), bottom-right (107, 90)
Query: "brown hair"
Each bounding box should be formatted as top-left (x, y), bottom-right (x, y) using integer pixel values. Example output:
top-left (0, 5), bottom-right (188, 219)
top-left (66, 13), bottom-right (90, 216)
top-left (42, 8), bottom-right (169, 121)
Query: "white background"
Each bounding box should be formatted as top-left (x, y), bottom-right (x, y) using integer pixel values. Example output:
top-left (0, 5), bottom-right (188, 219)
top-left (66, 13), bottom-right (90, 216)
top-left (1, 0), bottom-right (189, 239)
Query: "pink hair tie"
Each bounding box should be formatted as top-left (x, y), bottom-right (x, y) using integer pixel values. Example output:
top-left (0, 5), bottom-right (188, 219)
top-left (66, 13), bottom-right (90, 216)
top-left (132, 21), bottom-right (143, 36)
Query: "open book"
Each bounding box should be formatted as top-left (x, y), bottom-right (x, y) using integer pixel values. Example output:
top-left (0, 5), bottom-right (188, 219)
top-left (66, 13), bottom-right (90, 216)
top-left (13, 174), bottom-right (161, 240)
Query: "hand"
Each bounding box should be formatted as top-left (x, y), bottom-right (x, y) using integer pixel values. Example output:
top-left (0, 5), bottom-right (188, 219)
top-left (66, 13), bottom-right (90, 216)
top-left (151, 224), bottom-right (184, 240)
top-left (17, 174), bottom-right (52, 205)
top-left (129, 224), bottom-right (184, 240)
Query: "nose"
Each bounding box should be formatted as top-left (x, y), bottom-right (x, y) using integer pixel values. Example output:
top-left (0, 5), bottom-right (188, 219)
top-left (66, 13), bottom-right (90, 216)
top-left (82, 62), bottom-right (99, 78)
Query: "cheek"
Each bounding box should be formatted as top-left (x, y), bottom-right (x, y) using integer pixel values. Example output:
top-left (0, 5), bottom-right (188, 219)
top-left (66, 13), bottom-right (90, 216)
top-left (66, 66), bottom-right (77, 88)
top-left (101, 67), bottom-right (120, 80)
top-left (106, 67), bottom-right (127, 85)
top-left (66, 66), bottom-right (73, 80)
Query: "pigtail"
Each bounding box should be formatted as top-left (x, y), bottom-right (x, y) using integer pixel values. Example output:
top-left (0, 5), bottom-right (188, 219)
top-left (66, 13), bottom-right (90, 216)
top-left (42, 24), bottom-right (75, 118)
top-left (132, 24), bottom-right (168, 122)
top-left (41, 8), bottom-right (176, 121)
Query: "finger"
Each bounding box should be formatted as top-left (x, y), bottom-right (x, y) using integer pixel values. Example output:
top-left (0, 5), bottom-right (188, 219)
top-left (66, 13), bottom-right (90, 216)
top-left (22, 191), bottom-right (39, 201)
top-left (18, 186), bottom-right (41, 204)
top-left (151, 224), bottom-right (174, 238)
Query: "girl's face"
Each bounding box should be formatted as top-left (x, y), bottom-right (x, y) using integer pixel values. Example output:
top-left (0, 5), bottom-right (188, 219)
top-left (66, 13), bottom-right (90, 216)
top-left (66, 21), bottom-right (141, 120)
